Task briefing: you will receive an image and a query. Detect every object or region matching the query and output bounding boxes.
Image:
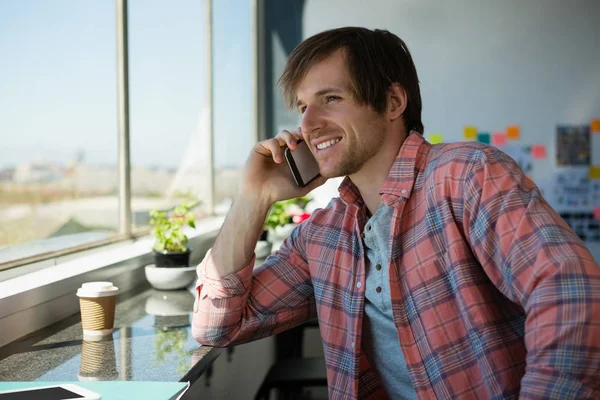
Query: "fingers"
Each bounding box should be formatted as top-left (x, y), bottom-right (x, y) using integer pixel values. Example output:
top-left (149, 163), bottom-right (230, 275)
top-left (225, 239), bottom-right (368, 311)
top-left (265, 138), bottom-right (285, 163)
top-left (277, 129), bottom-right (302, 150)
top-left (258, 128), bottom-right (303, 164)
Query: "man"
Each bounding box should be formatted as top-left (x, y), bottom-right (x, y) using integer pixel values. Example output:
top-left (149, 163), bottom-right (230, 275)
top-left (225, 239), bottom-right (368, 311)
top-left (192, 27), bottom-right (600, 399)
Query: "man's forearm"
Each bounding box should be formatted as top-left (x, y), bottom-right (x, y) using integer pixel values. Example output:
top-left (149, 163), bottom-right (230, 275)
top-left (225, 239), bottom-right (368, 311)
top-left (209, 191), bottom-right (272, 277)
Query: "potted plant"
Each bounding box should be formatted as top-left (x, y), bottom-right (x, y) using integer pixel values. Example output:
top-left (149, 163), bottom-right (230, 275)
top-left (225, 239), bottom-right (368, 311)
top-left (149, 203), bottom-right (196, 268)
top-left (259, 196), bottom-right (312, 251)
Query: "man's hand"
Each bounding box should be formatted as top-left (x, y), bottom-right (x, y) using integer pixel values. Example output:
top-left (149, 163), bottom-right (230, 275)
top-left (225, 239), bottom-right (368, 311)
top-left (205, 128), bottom-right (327, 277)
top-left (242, 128), bottom-right (328, 205)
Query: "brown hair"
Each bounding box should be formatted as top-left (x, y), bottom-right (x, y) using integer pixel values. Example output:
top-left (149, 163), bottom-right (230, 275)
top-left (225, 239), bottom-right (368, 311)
top-left (278, 27), bottom-right (423, 134)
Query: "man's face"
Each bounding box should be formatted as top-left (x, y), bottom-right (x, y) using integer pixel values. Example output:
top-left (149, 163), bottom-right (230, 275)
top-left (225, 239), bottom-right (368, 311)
top-left (295, 50), bottom-right (389, 179)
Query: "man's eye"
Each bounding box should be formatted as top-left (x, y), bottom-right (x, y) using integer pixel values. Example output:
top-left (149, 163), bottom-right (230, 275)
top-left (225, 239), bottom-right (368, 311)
top-left (326, 95), bottom-right (340, 103)
top-left (299, 106), bottom-right (306, 114)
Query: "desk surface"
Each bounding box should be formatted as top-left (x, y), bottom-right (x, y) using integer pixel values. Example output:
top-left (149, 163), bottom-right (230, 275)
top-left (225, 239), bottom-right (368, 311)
top-left (0, 284), bottom-right (217, 383)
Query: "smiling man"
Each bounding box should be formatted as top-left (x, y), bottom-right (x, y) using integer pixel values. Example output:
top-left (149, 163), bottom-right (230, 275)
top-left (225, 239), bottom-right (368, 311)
top-left (192, 27), bottom-right (600, 399)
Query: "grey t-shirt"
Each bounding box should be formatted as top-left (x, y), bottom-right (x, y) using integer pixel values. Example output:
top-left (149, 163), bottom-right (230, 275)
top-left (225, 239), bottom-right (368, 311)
top-left (362, 203), bottom-right (417, 399)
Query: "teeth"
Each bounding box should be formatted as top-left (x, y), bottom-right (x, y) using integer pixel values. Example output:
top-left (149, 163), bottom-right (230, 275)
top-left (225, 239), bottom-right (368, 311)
top-left (316, 138), bottom-right (340, 150)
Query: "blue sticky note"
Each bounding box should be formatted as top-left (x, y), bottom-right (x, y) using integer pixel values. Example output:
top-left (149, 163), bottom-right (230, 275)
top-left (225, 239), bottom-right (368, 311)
top-left (477, 132), bottom-right (490, 144)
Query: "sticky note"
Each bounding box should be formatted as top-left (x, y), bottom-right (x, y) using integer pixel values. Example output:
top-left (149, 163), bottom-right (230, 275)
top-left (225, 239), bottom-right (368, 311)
top-left (531, 144), bottom-right (547, 159)
top-left (590, 166), bottom-right (600, 180)
top-left (506, 125), bottom-right (520, 140)
top-left (477, 132), bottom-right (490, 144)
top-left (463, 126), bottom-right (477, 140)
top-left (592, 134), bottom-right (600, 165)
top-left (492, 132), bottom-right (506, 147)
top-left (429, 133), bottom-right (444, 144)
top-left (592, 119), bottom-right (600, 133)
top-left (593, 206), bottom-right (600, 221)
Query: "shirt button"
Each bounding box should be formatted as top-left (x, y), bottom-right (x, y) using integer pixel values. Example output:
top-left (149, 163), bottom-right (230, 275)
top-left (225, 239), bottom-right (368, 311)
top-left (376, 264), bottom-right (382, 271)
top-left (351, 342), bottom-right (355, 349)
top-left (366, 225), bottom-right (372, 231)
top-left (356, 282), bottom-right (362, 288)
top-left (401, 189), bottom-right (408, 194)
top-left (376, 286), bottom-right (382, 293)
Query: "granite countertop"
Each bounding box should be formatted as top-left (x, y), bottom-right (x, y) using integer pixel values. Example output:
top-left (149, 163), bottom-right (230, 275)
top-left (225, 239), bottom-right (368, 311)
top-left (0, 284), bottom-right (219, 383)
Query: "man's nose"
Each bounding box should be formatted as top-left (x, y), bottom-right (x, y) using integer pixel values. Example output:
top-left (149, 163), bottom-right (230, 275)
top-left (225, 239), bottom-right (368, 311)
top-left (301, 105), bottom-right (324, 136)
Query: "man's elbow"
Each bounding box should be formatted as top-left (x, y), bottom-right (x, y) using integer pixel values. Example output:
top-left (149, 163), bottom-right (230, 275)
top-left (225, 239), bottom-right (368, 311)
top-left (192, 323), bottom-right (238, 347)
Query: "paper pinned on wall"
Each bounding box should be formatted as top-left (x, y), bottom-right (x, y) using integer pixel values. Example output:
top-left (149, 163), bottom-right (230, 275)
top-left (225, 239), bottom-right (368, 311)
top-left (550, 167), bottom-right (591, 212)
top-left (591, 133), bottom-right (600, 166)
top-left (506, 125), bottom-right (520, 140)
top-left (463, 126), bottom-right (477, 140)
top-left (477, 132), bottom-right (490, 144)
top-left (429, 133), bottom-right (444, 144)
top-left (531, 144), bottom-right (547, 160)
top-left (492, 132), bottom-right (507, 147)
top-left (556, 125), bottom-right (591, 166)
top-left (591, 119), bottom-right (600, 133)
top-left (590, 166), bottom-right (600, 180)
top-left (591, 180), bottom-right (600, 206)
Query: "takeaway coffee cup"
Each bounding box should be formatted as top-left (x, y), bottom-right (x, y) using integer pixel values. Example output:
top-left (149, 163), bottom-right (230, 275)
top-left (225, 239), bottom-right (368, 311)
top-left (76, 282), bottom-right (119, 340)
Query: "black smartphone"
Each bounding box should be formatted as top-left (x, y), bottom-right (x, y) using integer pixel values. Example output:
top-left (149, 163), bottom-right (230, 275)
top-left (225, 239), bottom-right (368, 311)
top-left (284, 139), bottom-right (320, 187)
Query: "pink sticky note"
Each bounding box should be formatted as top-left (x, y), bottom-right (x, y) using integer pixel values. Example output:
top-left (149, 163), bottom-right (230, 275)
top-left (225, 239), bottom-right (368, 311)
top-left (593, 206), bottom-right (600, 221)
top-left (492, 132), bottom-right (506, 147)
top-left (531, 144), bottom-right (547, 159)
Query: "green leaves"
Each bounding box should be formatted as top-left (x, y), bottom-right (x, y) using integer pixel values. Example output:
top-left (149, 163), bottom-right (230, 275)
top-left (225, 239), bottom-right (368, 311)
top-left (150, 202), bottom-right (198, 252)
top-left (263, 196), bottom-right (312, 231)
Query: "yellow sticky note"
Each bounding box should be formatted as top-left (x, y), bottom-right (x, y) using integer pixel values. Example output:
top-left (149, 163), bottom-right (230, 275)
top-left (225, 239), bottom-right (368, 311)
top-left (591, 119), bottom-right (600, 133)
top-left (506, 125), bottom-right (520, 140)
top-left (463, 126), bottom-right (477, 140)
top-left (429, 133), bottom-right (444, 144)
top-left (590, 166), bottom-right (600, 179)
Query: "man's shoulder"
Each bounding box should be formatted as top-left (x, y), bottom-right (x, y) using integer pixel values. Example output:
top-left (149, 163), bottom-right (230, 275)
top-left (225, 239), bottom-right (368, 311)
top-left (425, 141), bottom-right (507, 173)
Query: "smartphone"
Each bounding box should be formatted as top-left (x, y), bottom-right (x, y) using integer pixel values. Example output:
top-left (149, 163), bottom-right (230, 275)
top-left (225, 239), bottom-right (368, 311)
top-left (0, 384), bottom-right (101, 400)
top-left (284, 140), bottom-right (320, 187)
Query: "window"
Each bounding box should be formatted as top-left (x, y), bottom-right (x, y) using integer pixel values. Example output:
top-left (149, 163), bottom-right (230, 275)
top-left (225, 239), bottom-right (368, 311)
top-left (0, 1), bottom-right (118, 266)
top-left (0, 0), bottom-right (225, 271)
top-left (212, 0), bottom-right (254, 212)
top-left (128, 0), bottom-right (210, 230)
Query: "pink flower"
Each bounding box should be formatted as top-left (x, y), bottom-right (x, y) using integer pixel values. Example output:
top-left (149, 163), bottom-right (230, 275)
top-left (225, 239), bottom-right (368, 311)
top-left (292, 212), bottom-right (311, 224)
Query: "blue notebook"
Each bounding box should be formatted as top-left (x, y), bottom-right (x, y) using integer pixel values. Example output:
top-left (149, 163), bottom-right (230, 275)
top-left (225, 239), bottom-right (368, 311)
top-left (0, 381), bottom-right (190, 400)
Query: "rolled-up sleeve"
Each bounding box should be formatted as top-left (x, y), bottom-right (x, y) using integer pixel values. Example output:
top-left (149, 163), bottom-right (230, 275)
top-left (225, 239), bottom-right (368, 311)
top-left (192, 222), bottom-right (317, 347)
top-left (463, 147), bottom-right (600, 399)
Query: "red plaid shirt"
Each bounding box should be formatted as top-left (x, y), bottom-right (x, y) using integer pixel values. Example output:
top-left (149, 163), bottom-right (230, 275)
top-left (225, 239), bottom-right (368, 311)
top-left (193, 132), bottom-right (600, 399)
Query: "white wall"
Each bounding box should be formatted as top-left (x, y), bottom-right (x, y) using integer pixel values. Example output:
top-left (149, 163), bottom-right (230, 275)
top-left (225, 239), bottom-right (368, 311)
top-left (304, 0), bottom-right (599, 180)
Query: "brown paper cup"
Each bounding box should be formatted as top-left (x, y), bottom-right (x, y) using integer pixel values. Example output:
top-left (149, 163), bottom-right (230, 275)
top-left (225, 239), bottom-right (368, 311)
top-left (77, 281), bottom-right (119, 340)
top-left (79, 296), bottom-right (116, 335)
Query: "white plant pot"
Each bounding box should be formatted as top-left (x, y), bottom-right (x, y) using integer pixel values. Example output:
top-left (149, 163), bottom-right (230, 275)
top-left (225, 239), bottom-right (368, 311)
top-left (145, 264), bottom-right (196, 290)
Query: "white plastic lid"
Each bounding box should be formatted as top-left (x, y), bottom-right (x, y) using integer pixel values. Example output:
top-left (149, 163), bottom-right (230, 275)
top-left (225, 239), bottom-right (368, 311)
top-left (77, 281), bottom-right (119, 298)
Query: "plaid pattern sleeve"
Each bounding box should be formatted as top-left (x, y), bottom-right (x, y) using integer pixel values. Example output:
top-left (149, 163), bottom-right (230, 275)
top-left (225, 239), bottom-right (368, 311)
top-left (192, 220), bottom-right (317, 347)
top-left (462, 146), bottom-right (600, 398)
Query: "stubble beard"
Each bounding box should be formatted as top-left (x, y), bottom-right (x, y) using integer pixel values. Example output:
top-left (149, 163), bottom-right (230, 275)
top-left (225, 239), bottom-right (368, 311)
top-left (327, 117), bottom-right (387, 178)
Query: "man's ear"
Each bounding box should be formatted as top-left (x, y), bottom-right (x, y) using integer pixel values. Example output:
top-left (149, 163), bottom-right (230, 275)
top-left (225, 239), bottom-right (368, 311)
top-left (387, 83), bottom-right (407, 121)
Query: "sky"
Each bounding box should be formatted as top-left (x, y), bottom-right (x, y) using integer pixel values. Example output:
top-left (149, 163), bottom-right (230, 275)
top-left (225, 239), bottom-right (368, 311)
top-left (0, 0), bottom-right (253, 169)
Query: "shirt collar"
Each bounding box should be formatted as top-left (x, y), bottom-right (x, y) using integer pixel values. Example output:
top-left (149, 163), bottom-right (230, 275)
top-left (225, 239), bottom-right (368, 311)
top-left (338, 131), bottom-right (430, 207)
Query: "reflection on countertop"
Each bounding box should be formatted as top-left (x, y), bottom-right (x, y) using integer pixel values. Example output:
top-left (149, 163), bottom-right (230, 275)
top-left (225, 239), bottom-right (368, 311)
top-left (0, 285), bottom-right (209, 382)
